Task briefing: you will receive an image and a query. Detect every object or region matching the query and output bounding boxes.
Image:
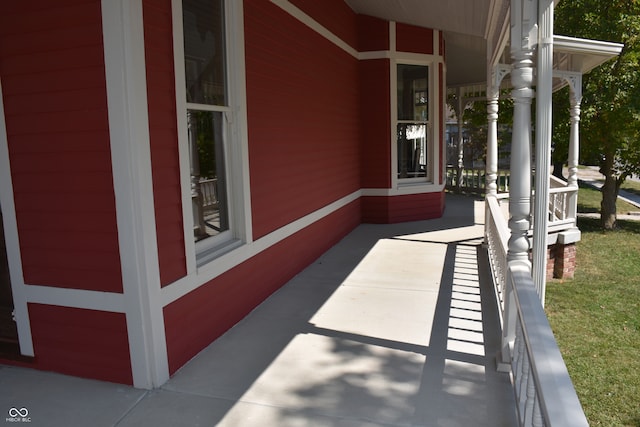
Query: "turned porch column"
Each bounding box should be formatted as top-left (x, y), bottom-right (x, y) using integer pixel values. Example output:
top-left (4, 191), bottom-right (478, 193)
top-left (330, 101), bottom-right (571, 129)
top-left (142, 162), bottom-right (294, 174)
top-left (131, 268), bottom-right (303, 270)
top-left (507, 56), bottom-right (534, 268)
top-left (486, 65), bottom-right (510, 196)
top-left (456, 87), bottom-right (464, 191)
top-left (564, 73), bottom-right (582, 189)
top-left (500, 0), bottom-right (536, 367)
top-left (567, 76), bottom-right (582, 215)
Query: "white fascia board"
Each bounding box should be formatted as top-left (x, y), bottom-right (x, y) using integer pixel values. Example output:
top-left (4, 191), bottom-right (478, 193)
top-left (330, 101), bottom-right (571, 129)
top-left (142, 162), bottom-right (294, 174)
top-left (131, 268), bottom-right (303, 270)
top-left (554, 35), bottom-right (623, 57)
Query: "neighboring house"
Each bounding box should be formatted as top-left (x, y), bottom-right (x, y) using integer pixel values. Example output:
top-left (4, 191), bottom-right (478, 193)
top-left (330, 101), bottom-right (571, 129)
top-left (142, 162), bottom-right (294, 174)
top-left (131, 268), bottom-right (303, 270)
top-left (0, 0), bottom-right (621, 391)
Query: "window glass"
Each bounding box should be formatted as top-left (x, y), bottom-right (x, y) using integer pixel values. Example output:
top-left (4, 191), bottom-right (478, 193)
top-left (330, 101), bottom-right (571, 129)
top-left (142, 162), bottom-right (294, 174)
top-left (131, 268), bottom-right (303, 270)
top-left (188, 110), bottom-right (229, 242)
top-left (397, 123), bottom-right (427, 178)
top-left (397, 64), bottom-right (428, 121)
top-left (183, 0), bottom-right (227, 105)
top-left (397, 64), bottom-right (429, 180)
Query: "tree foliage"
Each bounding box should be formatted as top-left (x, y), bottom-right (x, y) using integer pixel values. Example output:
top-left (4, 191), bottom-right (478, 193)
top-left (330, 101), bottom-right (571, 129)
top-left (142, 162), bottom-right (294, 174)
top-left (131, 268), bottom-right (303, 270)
top-left (554, 0), bottom-right (640, 229)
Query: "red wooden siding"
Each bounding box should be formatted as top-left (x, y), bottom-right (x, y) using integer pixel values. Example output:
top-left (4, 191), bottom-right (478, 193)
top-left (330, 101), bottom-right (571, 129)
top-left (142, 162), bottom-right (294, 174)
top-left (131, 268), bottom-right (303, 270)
top-left (359, 59), bottom-right (391, 189)
top-left (143, 0), bottom-right (187, 286)
top-left (396, 23), bottom-right (434, 54)
top-left (27, 303), bottom-right (132, 384)
top-left (245, 0), bottom-right (361, 240)
top-left (289, 0), bottom-right (359, 50)
top-left (357, 14), bottom-right (389, 52)
top-left (163, 199), bottom-right (361, 373)
top-left (0, 0), bottom-right (123, 292)
top-left (362, 192), bottom-right (445, 224)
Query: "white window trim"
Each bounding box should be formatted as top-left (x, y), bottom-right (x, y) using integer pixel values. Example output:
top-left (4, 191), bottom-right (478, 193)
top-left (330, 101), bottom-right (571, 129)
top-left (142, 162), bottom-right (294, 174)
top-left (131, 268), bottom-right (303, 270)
top-left (391, 57), bottom-right (437, 189)
top-left (172, 0), bottom-right (252, 274)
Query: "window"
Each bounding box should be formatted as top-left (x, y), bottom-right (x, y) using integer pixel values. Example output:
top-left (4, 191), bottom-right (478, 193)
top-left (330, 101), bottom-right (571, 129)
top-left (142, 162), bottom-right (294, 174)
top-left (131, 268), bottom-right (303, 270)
top-left (396, 64), bottom-right (430, 181)
top-left (176, 0), bottom-right (248, 264)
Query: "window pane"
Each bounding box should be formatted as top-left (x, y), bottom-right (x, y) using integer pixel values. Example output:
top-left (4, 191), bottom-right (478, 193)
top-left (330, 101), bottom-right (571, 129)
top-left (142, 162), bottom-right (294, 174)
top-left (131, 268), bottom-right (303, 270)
top-left (183, 0), bottom-right (227, 105)
top-left (397, 64), bottom-right (428, 121)
top-left (397, 123), bottom-right (427, 179)
top-left (188, 110), bottom-right (229, 242)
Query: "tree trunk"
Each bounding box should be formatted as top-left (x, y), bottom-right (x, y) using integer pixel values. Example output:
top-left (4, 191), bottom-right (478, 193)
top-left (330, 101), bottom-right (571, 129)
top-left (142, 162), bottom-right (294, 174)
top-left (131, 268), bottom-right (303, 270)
top-left (552, 161), bottom-right (565, 181)
top-left (600, 154), bottom-right (618, 230)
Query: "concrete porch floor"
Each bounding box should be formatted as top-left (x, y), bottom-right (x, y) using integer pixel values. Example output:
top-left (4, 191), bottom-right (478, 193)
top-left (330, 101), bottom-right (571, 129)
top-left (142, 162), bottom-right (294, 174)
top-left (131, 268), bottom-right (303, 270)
top-left (0, 194), bottom-right (517, 427)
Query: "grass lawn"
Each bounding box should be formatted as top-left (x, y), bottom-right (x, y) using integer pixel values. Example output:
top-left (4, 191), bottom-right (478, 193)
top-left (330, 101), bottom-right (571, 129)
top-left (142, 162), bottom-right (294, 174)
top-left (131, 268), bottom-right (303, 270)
top-left (578, 181), bottom-right (639, 214)
top-left (545, 186), bottom-right (640, 426)
top-left (621, 179), bottom-right (640, 198)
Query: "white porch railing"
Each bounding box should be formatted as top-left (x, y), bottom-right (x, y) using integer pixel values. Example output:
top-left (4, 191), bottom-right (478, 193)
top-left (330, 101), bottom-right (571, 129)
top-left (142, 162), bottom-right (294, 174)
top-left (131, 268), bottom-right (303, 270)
top-left (508, 267), bottom-right (589, 427)
top-left (486, 196), bottom-right (588, 427)
top-left (446, 166), bottom-right (511, 193)
top-left (485, 195), bottom-right (510, 312)
top-left (547, 175), bottom-right (578, 231)
top-left (199, 177), bottom-right (219, 211)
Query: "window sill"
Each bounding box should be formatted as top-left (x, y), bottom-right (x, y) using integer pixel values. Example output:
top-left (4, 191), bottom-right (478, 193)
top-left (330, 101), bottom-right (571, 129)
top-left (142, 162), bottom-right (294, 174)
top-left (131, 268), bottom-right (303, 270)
top-left (196, 238), bottom-right (244, 269)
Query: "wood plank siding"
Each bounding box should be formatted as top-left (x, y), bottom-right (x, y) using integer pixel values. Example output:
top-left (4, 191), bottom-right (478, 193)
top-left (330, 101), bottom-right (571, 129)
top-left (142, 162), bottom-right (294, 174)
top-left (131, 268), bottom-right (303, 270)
top-left (396, 23), bottom-right (434, 55)
top-left (245, 0), bottom-right (361, 240)
top-left (28, 303), bottom-right (132, 384)
top-left (359, 59), bottom-right (391, 189)
top-left (357, 15), bottom-right (390, 52)
top-left (142, 0), bottom-right (187, 286)
top-left (362, 192), bottom-right (445, 224)
top-left (289, 0), bottom-right (359, 50)
top-left (0, 0), bottom-right (122, 292)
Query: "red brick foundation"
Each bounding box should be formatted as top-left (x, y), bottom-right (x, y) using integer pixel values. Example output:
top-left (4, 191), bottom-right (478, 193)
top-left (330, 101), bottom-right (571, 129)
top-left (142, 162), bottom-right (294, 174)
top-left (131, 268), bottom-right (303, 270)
top-left (545, 243), bottom-right (577, 280)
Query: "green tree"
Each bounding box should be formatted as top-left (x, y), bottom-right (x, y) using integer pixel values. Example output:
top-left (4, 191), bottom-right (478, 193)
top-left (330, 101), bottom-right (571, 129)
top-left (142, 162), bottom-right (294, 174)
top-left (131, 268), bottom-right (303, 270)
top-left (554, 0), bottom-right (640, 229)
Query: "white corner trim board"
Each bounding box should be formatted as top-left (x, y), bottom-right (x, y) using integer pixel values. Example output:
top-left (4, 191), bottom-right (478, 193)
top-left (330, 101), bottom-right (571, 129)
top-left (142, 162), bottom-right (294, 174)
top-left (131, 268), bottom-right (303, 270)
top-left (0, 77), bottom-right (34, 356)
top-left (102, 0), bottom-right (169, 389)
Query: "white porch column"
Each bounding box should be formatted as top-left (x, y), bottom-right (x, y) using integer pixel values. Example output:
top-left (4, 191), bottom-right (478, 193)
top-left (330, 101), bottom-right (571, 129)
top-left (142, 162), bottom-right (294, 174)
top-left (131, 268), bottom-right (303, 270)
top-left (567, 76), bottom-right (582, 220)
top-left (486, 65), bottom-right (511, 196)
top-left (457, 87), bottom-right (464, 190)
top-left (501, 0), bottom-right (536, 367)
top-left (507, 37), bottom-right (534, 267)
top-left (532, 0), bottom-right (554, 302)
top-left (565, 73), bottom-right (583, 189)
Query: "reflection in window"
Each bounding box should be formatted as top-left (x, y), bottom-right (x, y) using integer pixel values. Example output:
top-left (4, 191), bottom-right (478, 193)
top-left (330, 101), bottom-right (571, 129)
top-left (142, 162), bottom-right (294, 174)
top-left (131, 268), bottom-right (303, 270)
top-left (183, 0), bottom-right (226, 106)
top-left (398, 123), bottom-right (427, 178)
top-left (397, 64), bottom-right (429, 180)
top-left (182, 0), bottom-right (230, 246)
top-left (188, 111), bottom-right (229, 242)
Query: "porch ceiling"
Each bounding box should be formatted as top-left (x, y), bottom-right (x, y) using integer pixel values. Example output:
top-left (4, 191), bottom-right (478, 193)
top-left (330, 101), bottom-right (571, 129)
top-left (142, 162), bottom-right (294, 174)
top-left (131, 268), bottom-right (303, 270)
top-left (344, 0), bottom-right (503, 86)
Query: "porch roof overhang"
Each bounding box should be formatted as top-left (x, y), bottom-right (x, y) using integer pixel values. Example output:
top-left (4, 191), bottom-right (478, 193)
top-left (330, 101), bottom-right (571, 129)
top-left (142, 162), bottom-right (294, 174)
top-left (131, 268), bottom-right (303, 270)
top-left (344, 0), bottom-right (506, 86)
top-left (552, 35), bottom-right (623, 90)
top-left (344, 0), bottom-right (622, 89)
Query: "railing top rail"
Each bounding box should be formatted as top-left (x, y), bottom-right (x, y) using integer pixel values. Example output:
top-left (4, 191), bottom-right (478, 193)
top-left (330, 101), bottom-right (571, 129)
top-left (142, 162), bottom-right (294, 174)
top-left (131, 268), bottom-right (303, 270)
top-left (487, 196), bottom-right (509, 250)
top-left (549, 174), bottom-right (568, 187)
top-left (549, 185), bottom-right (578, 195)
top-left (509, 267), bottom-right (589, 427)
